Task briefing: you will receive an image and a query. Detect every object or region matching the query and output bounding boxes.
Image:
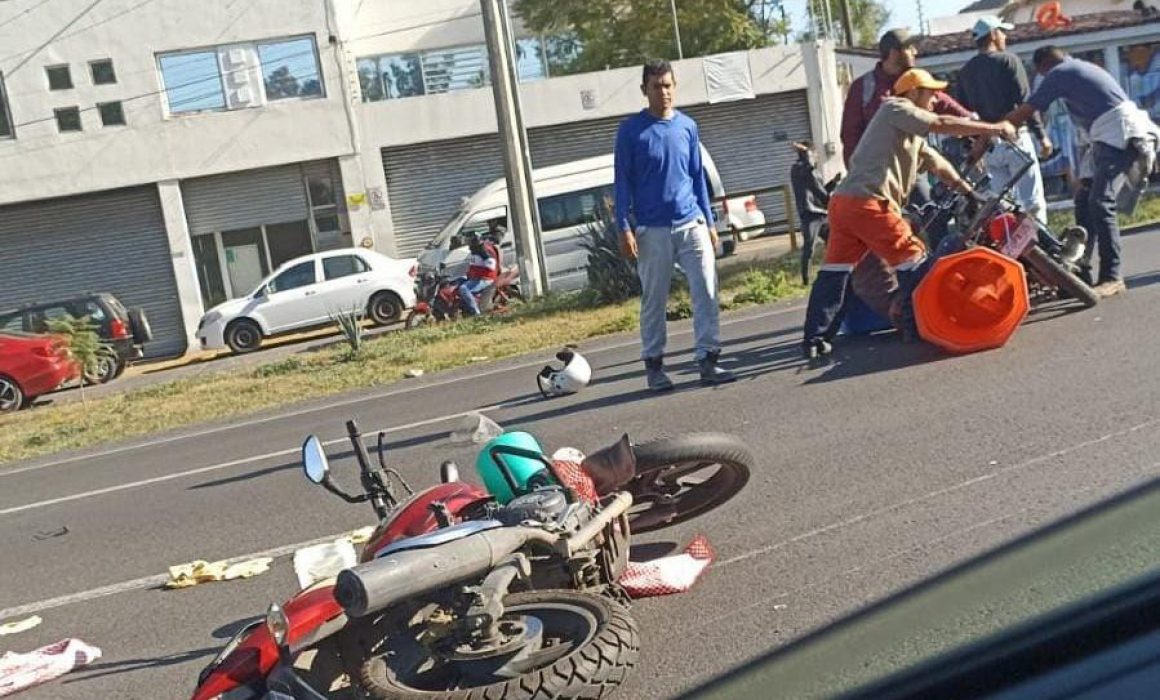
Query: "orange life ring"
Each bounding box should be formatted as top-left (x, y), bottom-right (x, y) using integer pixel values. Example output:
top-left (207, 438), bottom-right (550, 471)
top-left (1035, 1), bottom-right (1073, 30)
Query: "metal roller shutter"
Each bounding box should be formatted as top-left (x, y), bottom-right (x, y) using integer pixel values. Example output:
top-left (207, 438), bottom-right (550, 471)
top-left (381, 134), bottom-right (502, 256)
top-left (528, 116), bottom-right (621, 168)
top-left (182, 164), bottom-right (311, 236)
top-left (684, 91), bottom-right (812, 226)
top-left (381, 90), bottom-right (811, 257)
top-left (0, 186), bottom-right (187, 358)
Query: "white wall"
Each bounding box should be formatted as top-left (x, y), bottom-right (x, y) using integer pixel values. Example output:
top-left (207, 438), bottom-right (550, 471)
top-left (354, 45), bottom-right (809, 148)
top-left (0, 0), bottom-right (356, 205)
top-left (335, 0), bottom-right (533, 59)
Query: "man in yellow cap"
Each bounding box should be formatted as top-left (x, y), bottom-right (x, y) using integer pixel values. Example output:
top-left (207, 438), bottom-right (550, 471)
top-left (802, 69), bottom-right (1017, 360)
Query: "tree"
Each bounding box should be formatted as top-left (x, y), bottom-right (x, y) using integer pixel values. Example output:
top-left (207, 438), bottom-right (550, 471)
top-left (513, 0), bottom-right (771, 76)
top-left (800, 0), bottom-right (891, 49)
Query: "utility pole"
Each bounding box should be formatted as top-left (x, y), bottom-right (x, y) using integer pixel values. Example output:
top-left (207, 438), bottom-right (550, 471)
top-left (839, 0), bottom-right (855, 47)
top-left (669, 0), bottom-right (684, 59)
top-left (481, 0), bottom-right (546, 298)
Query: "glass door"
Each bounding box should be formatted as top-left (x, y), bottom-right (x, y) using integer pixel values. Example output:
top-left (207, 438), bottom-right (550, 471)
top-left (221, 227), bottom-right (269, 297)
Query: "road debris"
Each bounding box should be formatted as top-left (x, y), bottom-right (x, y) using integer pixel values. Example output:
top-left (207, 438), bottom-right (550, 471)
top-left (619, 535), bottom-right (715, 598)
top-left (0, 617), bottom-right (41, 637)
top-left (164, 557), bottom-right (274, 589)
top-left (348, 526), bottom-right (376, 544)
top-left (32, 527), bottom-right (69, 541)
top-left (404, 368), bottom-right (425, 378)
top-left (0, 638), bottom-right (101, 697)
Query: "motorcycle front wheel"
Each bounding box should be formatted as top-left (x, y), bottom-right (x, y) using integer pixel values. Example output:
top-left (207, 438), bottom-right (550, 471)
top-left (353, 590), bottom-right (639, 700)
top-left (627, 433), bottom-right (753, 533)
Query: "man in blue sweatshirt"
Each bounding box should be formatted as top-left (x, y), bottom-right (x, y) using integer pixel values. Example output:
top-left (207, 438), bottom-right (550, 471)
top-left (614, 60), bottom-right (734, 391)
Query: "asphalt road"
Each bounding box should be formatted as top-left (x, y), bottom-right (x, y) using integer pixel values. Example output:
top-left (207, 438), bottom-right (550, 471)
top-left (3, 227), bottom-right (1160, 699)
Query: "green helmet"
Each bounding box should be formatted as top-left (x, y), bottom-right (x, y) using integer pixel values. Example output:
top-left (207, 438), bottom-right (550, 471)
top-left (475, 431), bottom-right (548, 504)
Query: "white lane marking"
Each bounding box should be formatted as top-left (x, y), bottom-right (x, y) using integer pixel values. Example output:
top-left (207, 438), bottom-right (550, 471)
top-left (717, 416), bottom-right (1160, 569)
top-left (0, 530), bottom-right (359, 621)
top-left (6, 422), bottom-right (1157, 621)
top-left (1, 304), bottom-right (804, 477)
top-left (0, 406), bottom-right (502, 516)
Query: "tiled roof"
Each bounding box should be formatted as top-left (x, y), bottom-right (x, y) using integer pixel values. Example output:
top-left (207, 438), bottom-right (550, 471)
top-left (959, 0), bottom-right (1006, 12)
top-left (917, 9), bottom-right (1160, 56)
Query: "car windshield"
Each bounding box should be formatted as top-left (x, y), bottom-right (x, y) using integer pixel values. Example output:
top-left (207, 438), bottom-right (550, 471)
top-left (426, 207), bottom-right (471, 249)
top-left (686, 477), bottom-right (1160, 699)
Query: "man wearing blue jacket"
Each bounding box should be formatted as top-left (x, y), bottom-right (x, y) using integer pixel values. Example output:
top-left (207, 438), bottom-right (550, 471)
top-left (615, 60), bottom-right (734, 391)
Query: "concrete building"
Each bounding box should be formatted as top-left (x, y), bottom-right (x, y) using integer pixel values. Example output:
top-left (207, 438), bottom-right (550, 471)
top-left (0, 0), bottom-right (843, 357)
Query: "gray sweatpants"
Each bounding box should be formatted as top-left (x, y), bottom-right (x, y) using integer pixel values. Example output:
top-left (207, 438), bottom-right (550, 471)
top-left (635, 218), bottom-right (721, 361)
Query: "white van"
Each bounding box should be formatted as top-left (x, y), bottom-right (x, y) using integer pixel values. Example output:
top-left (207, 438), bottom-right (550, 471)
top-left (416, 146), bottom-right (760, 291)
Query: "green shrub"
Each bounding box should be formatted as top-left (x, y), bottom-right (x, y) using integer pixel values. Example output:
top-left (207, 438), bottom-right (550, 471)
top-left (580, 212), bottom-right (641, 304)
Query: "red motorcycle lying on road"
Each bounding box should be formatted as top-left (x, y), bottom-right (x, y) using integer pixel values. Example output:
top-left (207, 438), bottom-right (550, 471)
top-left (406, 264), bottom-right (523, 330)
top-left (192, 419), bottom-right (751, 700)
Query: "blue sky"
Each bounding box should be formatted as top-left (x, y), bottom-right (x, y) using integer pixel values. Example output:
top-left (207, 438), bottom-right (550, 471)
top-left (780, 0), bottom-right (970, 37)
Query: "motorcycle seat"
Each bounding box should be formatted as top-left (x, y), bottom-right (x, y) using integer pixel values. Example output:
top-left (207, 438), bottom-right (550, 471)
top-left (374, 519), bottom-right (504, 559)
top-left (580, 434), bottom-right (636, 496)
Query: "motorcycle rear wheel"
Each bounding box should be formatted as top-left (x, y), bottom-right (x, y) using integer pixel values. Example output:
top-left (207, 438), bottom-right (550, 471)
top-left (627, 433), bottom-right (753, 533)
top-left (354, 590), bottom-right (639, 700)
top-left (1022, 245), bottom-right (1099, 309)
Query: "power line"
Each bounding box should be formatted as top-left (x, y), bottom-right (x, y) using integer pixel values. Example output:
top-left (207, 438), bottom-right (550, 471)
top-left (6, 0), bottom-right (105, 76)
top-left (10, 45), bottom-right (320, 129)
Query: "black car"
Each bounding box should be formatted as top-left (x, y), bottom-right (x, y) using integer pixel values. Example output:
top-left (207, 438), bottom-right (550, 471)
top-left (0, 293), bottom-right (152, 384)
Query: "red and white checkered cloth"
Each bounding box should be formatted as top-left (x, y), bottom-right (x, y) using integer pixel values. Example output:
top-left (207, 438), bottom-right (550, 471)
top-left (549, 447), bottom-right (715, 599)
top-left (619, 535), bottom-right (716, 598)
top-left (0, 638), bottom-right (102, 697)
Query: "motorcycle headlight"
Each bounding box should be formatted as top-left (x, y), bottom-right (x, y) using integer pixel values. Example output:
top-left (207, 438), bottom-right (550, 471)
top-left (266, 603), bottom-right (289, 647)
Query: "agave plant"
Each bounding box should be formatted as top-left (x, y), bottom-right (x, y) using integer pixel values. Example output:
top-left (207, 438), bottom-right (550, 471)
top-left (330, 305), bottom-right (366, 361)
top-left (579, 204), bottom-right (641, 304)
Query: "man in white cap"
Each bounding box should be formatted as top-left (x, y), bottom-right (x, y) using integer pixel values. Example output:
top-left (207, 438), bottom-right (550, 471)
top-left (802, 69), bottom-right (1016, 359)
top-left (955, 15), bottom-right (1050, 224)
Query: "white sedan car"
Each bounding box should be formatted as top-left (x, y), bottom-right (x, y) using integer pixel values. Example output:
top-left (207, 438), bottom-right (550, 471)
top-left (197, 249), bottom-right (417, 354)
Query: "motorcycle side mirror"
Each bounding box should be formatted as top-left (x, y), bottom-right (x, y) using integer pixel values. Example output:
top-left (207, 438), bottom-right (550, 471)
top-left (302, 435), bottom-right (331, 485)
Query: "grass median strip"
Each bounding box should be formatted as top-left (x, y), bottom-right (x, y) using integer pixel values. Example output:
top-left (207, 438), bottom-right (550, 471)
top-left (0, 253), bottom-right (806, 465)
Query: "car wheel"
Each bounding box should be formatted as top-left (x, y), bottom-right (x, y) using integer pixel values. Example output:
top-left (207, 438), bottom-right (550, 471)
top-left (225, 319), bottom-right (263, 354)
top-left (368, 291), bottom-right (404, 326)
top-left (83, 350), bottom-right (121, 385)
top-left (0, 375), bottom-right (24, 413)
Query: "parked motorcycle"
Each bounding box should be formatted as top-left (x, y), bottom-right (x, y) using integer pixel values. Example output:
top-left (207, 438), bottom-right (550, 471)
top-left (910, 144), bottom-right (1098, 309)
top-left (192, 420), bottom-right (752, 700)
top-left (406, 264), bottom-right (522, 329)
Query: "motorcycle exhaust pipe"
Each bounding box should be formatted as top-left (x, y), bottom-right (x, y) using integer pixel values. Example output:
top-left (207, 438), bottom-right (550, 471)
top-left (335, 494), bottom-right (633, 618)
top-left (334, 527), bottom-right (554, 618)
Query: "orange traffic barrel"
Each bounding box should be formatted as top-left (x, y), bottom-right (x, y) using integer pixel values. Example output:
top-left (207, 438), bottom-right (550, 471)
top-left (913, 247), bottom-right (1029, 354)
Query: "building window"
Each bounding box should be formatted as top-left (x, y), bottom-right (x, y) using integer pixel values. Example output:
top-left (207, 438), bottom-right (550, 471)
top-left (90, 59), bottom-right (117, 85)
top-left (159, 51), bottom-right (226, 114)
top-left (158, 35), bottom-right (323, 115)
top-left (357, 54), bottom-right (425, 101)
top-left (46, 65), bottom-right (73, 90)
top-left (97, 101), bottom-right (125, 126)
top-left (0, 74), bottom-right (12, 138)
top-left (358, 38), bottom-right (550, 103)
top-left (54, 106), bottom-right (82, 132)
top-left (1122, 43), bottom-right (1160, 123)
top-left (258, 37), bottom-right (324, 100)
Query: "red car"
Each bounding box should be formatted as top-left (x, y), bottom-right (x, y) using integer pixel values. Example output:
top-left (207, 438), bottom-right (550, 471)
top-left (0, 333), bottom-right (79, 413)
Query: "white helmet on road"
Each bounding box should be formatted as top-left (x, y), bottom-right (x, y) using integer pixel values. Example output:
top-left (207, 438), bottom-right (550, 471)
top-left (537, 347), bottom-right (592, 398)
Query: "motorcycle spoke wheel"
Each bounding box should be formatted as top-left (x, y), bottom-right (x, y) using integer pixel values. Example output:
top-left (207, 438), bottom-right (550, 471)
top-left (356, 591), bottom-right (638, 700)
top-left (628, 460), bottom-right (737, 532)
top-left (627, 433), bottom-right (753, 533)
